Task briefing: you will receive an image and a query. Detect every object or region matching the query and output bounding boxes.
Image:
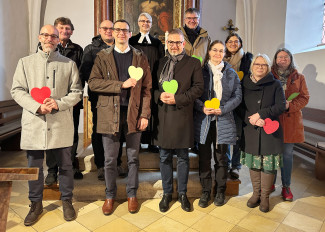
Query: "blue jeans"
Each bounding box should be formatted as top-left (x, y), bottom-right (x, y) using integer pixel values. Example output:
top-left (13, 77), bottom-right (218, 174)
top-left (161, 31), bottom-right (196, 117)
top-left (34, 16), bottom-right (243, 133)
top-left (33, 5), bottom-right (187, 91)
top-left (274, 143), bottom-right (294, 187)
top-left (226, 139), bottom-right (242, 170)
top-left (160, 148), bottom-right (189, 194)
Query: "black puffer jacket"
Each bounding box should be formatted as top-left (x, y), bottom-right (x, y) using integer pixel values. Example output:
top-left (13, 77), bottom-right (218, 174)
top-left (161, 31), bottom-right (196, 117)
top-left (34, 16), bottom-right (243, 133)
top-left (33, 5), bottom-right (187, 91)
top-left (79, 35), bottom-right (111, 103)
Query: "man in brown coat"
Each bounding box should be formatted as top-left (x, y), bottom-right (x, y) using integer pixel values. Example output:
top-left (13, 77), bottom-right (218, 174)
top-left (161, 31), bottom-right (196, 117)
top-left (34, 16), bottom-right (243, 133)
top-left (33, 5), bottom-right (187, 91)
top-left (88, 19), bottom-right (152, 215)
top-left (153, 29), bottom-right (204, 212)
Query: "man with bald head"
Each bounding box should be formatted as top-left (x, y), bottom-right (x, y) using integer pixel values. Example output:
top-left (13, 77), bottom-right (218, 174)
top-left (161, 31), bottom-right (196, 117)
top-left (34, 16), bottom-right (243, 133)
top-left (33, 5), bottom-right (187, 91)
top-left (79, 20), bottom-right (116, 180)
top-left (11, 25), bottom-right (83, 226)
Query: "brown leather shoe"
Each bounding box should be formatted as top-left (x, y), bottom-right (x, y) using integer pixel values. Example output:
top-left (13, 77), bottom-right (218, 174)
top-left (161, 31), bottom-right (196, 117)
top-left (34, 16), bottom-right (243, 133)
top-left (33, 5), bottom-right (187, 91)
top-left (127, 197), bottom-right (138, 213)
top-left (102, 199), bottom-right (115, 215)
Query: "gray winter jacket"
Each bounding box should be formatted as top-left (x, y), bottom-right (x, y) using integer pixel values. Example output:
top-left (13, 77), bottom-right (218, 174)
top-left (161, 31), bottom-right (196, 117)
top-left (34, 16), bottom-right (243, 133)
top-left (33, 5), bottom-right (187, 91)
top-left (194, 62), bottom-right (242, 145)
top-left (11, 48), bottom-right (82, 150)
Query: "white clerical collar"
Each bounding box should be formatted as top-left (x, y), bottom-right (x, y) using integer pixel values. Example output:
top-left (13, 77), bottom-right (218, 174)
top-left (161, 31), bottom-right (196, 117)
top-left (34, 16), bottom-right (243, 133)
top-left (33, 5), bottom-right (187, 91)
top-left (114, 45), bottom-right (131, 54)
top-left (138, 32), bottom-right (151, 44)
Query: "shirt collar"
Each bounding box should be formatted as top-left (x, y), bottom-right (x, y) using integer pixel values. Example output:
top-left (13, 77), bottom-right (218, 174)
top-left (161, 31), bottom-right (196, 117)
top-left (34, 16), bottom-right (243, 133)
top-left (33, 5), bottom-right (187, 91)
top-left (138, 32), bottom-right (151, 44)
top-left (114, 45), bottom-right (131, 53)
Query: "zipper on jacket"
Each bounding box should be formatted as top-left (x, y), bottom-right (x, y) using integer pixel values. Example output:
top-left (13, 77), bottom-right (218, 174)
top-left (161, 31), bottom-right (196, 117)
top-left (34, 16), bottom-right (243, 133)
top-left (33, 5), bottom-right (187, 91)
top-left (53, 70), bottom-right (56, 88)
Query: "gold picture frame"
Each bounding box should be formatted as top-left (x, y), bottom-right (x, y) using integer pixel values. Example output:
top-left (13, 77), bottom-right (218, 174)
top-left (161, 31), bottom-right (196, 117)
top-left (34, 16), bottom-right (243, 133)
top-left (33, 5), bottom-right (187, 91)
top-left (112, 0), bottom-right (196, 41)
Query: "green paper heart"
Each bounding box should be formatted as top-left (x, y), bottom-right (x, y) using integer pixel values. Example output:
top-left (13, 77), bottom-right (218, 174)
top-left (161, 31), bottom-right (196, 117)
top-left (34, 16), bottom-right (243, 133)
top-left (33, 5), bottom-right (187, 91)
top-left (192, 55), bottom-right (203, 63)
top-left (287, 92), bottom-right (300, 101)
top-left (204, 98), bottom-right (220, 109)
top-left (162, 80), bottom-right (178, 94)
top-left (128, 66), bottom-right (143, 81)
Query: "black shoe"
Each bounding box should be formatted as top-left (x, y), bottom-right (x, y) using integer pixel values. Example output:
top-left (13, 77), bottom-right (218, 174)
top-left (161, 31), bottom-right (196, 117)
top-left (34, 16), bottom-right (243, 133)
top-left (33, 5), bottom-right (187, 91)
top-left (198, 191), bottom-right (211, 208)
top-left (45, 172), bottom-right (57, 186)
top-left (62, 199), bottom-right (76, 221)
top-left (178, 193), bottom-right (191, 212)
top-left (73, 169), bottom-right (83, 179)
top-left (214, 192), bottom-right (225, 206)
top-left (24, 201), bottom-right (43, 226)
top-left (148, 145), bottom-right (159, 153)
top-left (97, 167), bottom-right (105, 181)
top-left (230, 168), bottom-right (240, 179)
top-left (159, 194), bottom-right (172, 212)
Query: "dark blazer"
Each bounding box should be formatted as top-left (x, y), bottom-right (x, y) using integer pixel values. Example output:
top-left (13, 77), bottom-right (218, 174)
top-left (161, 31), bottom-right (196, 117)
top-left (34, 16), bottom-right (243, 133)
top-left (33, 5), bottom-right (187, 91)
top-left (153, 55), bottom-right (204, 149)
top-left (240, 72), bottom-right (286, 156)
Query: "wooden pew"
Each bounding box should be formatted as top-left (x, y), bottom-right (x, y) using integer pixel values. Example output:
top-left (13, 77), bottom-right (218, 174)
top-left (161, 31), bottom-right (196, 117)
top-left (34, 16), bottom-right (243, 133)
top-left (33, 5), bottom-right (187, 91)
top-left (0, 168), bottom-right (38, 232)
top-left (0, 100), bottom-right (22, 151)
top-left (294, 107), bottom-right (325, 180)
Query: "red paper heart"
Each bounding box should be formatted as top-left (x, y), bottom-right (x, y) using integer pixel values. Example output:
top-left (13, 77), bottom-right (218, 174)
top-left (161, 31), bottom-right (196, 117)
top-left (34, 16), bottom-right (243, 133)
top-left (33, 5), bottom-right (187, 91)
top-left (263, 118), bottom-right (279, 134)
top-left (31, 87), bottom-right (51, 104)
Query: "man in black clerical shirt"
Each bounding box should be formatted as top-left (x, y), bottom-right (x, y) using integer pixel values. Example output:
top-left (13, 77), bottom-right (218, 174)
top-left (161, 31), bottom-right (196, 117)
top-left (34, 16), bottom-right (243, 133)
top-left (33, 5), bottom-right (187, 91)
top-left (129, 12), bottom-right (165, 153)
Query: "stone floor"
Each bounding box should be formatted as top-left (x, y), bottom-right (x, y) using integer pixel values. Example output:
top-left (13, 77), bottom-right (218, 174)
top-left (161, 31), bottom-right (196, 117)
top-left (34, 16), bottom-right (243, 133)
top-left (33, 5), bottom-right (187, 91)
top-left (1, 143), bottom-right (325, 232)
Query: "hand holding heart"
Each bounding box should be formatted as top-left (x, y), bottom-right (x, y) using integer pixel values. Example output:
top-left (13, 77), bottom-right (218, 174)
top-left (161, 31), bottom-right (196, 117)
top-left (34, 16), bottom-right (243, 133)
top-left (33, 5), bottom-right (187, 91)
top-left (160, 92), bottom-right (175, 105)
top-left (31, 87), bottom-right (51, 104)
top-left (128, 66), bottom-right (143, 81)
top-left (162, 80), bottom-right (178, 94)
top-left (263, 118), bottom-right (279, 134)
top-left (204, 98), bottom-right (220, 109)
top-left (236, 71), bottom-right (244, 81)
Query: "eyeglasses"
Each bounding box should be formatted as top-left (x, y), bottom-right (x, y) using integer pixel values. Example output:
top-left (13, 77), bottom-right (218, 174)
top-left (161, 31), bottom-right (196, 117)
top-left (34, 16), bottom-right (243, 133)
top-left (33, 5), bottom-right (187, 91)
top-left (100, 27), bottom-right (113, 31)
top-left (277, 56), bottom-right (290, 60)
top-left (211, 48), bottom-right (224, 53)
top-left (138, 20), bottom-right (151, 24)
top-left (227, 40), bottom-right (240, 44)
top-left (167, 40), bottom-right (184, 46)
top-left (113, 28), bottom-right (130, 34)
top-left (253, 63), bottom-right (268, 68)
top-left (185, 17), bottom-right (199, 21)
top-left (39, 33), bottom-right (59, 39)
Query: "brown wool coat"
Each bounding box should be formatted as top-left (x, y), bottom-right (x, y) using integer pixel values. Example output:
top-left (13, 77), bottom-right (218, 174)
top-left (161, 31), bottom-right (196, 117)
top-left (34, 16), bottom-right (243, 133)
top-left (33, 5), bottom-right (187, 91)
top-left (88, 45), bottom-right (152, 135)
top-left (272, 69), bottom-right (310, 143)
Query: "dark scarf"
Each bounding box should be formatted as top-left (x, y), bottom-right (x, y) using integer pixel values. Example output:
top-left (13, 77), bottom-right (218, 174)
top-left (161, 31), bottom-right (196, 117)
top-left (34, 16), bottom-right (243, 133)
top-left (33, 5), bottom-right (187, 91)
top-left (276, 69), bottom-right (291, 91)
top-left (159, 50), bottom-right (186, 85)
top-left (184, 25), bottom-right (201, 45)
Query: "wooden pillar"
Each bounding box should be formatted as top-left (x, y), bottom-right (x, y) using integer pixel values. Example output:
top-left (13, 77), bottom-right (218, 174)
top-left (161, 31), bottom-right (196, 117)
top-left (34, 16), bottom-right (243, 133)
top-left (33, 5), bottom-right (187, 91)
top-left (94, 0), bottom-right (113, 36)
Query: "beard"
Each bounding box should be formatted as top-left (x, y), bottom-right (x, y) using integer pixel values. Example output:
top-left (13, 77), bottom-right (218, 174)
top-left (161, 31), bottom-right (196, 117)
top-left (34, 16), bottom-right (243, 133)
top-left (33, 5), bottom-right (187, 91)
top-left (42, 43), bottom-right (56, 53)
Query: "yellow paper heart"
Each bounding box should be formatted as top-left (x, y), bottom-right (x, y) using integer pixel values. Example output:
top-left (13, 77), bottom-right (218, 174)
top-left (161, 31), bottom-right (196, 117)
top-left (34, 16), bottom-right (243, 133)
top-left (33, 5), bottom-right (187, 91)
top-left (237, 71), bottom-right (244, 81)
top-left (204, 98), bottom-right (220, 109)
top-left (128, 66), bottom-right (143, 81)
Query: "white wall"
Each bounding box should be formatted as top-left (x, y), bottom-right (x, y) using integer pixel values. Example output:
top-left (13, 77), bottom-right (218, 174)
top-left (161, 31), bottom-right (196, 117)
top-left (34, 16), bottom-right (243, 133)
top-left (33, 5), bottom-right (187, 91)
top-left (295, 49), bottom-right (325, 110)
top-left (251, 0), bottom-right (287, 58)
top-left (201, 0), bottom-right (237, 42)
top-left (43, 0), bottom-right (94, 49)
top-left (0, 0), bottom-right (29, 101)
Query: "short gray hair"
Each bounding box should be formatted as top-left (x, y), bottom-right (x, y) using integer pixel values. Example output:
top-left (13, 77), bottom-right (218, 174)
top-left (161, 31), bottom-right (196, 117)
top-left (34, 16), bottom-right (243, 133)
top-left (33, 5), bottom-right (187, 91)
top-left (250, 53), bottom-right (271, 74)
top-left (138, 13), bottom-right (152, 23)
top-left (168, 28), bottom-right (184, 38)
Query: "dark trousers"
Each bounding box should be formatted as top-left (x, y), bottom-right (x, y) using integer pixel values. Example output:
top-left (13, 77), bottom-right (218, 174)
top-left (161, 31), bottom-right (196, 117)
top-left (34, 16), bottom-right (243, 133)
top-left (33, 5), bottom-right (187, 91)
top-left (27, 147), bottom-right (73, 202)
top-left (91, 101), bottom-right (123, 169)
top-left (91, 101), bottom-right (105, 169)
top-left (160, 148), bottom-right (189, 194)
top-left (102, 107), bottom-right (141, 199)
top-left (198, 120), bottom-right (228, 194)
top-left (46, 106), bottom-right (80, 173)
